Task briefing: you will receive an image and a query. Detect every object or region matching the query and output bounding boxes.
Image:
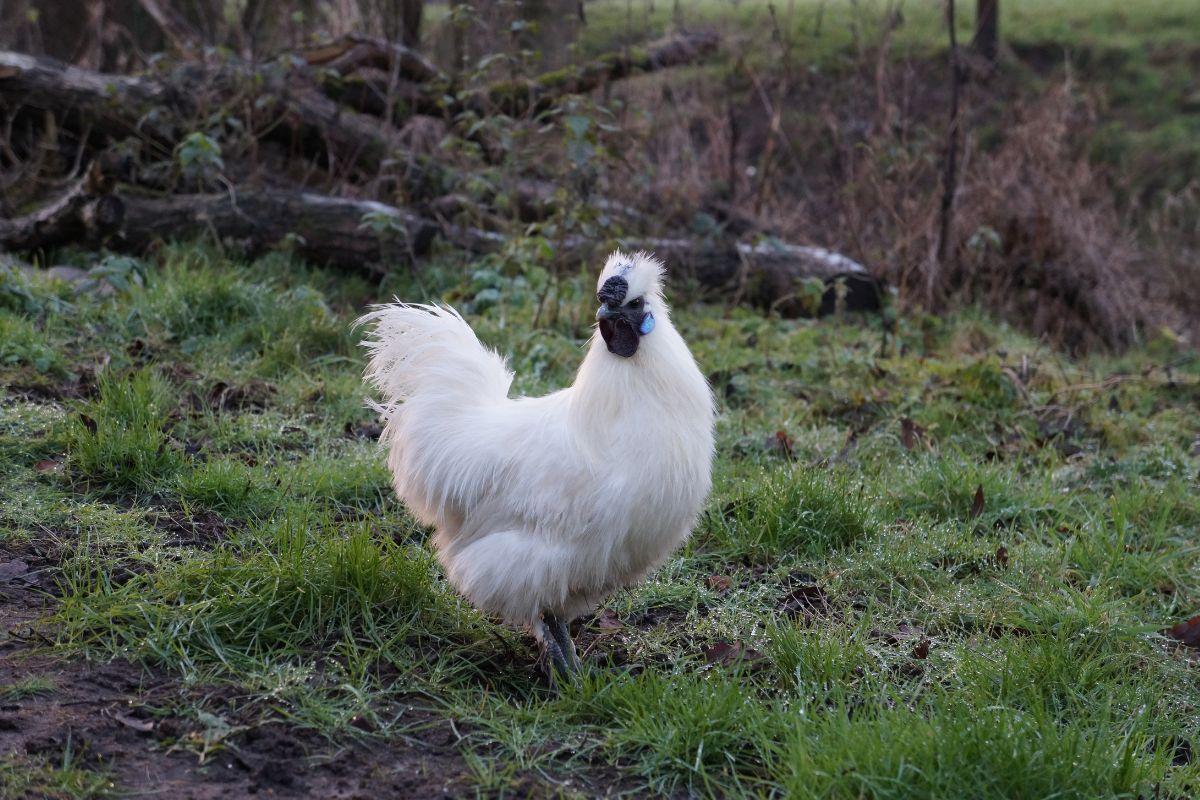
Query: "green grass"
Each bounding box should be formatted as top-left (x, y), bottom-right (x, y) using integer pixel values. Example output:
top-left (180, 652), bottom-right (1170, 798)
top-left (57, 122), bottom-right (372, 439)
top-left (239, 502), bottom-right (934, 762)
top-left (1, 246), bottom-right (1198, 797)
top-left (579, 0), bottom-right (1200, 59)
top-left (0, 743), bottom-right (114, 800)
top-left (0, 676), bottom-right (56, 703)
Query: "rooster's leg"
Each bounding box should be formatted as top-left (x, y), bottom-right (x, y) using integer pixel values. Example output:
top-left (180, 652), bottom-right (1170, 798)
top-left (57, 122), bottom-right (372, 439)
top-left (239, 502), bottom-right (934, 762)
top-left (544, 618), bottom-right (580, 671)
top-left (536, 617), bottom-right (573, 680)
top-left (543, 613), bottom-right (579, 672)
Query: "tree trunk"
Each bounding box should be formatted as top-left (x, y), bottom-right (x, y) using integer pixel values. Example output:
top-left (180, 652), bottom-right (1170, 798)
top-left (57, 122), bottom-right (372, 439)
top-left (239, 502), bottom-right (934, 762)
top-left (971, 0), bottom-right (999, 64)
top-left (935, 0), bottom-right (964, 299)
top-left (400, 0), bottom-right (423, 49)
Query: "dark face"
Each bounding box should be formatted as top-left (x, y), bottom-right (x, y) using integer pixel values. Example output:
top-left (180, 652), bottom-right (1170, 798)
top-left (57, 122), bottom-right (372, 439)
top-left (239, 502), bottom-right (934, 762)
top-left (596, 275), bottom-right (654, 358)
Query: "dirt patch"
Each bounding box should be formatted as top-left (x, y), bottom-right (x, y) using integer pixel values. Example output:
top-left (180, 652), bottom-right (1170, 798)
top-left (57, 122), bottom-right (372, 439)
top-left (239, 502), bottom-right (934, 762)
top-left (148, 504), bottom-right (232, 549)
top-left (0, 651), bottom-right (475, 798)
top-left (3, 366), bottom-right (102, 405)
top-left (0, 541), bottom-right (477, 798)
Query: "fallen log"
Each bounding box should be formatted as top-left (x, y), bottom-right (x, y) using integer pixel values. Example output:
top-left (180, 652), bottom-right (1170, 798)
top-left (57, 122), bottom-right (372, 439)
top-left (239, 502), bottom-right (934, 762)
top-left (464, 29), bottom-right (720, 117)
top-left (301, 34), bottom-right (444, 85)
top-left (0, 165), bottom-right (124, 251)
top-left (597, 236), bottom-right (882, 314)
top-left (1, 179), bottom-right (879, 313)
top-left (318, 67), bottom-right (430, 118)
top-left (0, 50), bottom-right (440, 191)
top-left (0, 51), bottom-right (184, 144)
top-left (0, 177), bottom-right (475, 268)
top-left (1, 34), bottom-right (719, 200)
top-left (306, 30), bottom-right (720, 124)
top-left (118, 190), bottom-right (451, 267)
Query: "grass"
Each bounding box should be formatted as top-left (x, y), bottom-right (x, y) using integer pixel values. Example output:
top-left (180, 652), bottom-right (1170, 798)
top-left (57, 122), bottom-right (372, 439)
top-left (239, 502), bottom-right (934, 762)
top-left (0, 742), bottom-right (115, 800)
top-left (574, 0), bottom-right (1200, 210)
top-left (1, 244), bottom-right (1197, 796)
top-left (579, 0), bottom-right (1200, 59)
top-left (0, 676), bottom-right (56, 703)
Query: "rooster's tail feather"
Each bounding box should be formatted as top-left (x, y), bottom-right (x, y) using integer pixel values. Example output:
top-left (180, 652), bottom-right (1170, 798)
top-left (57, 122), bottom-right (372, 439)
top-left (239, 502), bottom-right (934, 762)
top-left (358, 303), bottom-right (513, 412)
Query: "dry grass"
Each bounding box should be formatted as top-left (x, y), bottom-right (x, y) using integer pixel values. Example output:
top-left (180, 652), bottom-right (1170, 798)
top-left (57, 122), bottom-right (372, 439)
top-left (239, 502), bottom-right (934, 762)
top-left (608, 27), bottom-right (1197, 351)
top-left (946, 83), bottom-right (1175, 350)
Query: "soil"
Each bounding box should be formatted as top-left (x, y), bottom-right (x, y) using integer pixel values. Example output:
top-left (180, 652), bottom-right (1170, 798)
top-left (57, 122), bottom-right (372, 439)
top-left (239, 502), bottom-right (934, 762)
top-left (0, 537), bottom-right (536, 799)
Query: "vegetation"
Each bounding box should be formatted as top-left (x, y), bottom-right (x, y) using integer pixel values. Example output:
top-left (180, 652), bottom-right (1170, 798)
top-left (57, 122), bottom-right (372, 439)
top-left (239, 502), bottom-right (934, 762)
top-left (2, 0), bottom-right (1198, 796)
top-left (1, 246), bottom-right (1197, 796)
top-left (3, 0), bottom-right (1199, 349)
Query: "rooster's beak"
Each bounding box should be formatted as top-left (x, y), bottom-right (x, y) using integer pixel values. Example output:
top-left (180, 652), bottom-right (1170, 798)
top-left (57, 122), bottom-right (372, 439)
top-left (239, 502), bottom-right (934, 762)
top-left (596, 305), bottom-right (621, 321)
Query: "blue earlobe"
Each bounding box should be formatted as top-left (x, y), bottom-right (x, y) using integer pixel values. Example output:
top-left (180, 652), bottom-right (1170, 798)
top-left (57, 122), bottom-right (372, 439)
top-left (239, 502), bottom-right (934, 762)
top-left (639, 312), bottom-right (655, 336)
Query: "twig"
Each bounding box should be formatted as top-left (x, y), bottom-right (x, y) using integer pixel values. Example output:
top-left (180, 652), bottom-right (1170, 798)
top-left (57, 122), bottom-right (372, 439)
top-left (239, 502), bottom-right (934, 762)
top-left (136, 0), bottom-right (201, 53)
top-left (933, 0), bottom-right (964, 299)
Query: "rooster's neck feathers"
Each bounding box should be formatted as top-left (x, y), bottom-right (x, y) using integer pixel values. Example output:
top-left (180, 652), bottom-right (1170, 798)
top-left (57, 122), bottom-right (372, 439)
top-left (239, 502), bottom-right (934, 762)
top-left (570, 285), bottom-right (713, 449)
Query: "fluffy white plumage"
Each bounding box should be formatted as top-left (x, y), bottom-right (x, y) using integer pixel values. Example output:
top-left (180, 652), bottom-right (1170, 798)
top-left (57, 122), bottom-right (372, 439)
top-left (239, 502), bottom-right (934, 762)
top-left (359, 251), bottom-right (714, 660)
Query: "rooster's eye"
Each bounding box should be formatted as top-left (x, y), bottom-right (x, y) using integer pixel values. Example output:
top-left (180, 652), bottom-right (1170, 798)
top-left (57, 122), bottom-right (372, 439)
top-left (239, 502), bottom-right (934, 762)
top-left (628, 298), bottom-right (643, 309)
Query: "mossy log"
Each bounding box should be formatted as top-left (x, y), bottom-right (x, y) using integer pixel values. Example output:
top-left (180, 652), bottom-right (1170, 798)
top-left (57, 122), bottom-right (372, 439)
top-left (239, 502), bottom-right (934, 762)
top-left (0, 50), bottom-right (436, 189)
top-left (466, 30), bottom-right (720, 117)
top-left (1, 176), bottom-right (879, 314)
top-left (301, 34), bottom-right (444, 85)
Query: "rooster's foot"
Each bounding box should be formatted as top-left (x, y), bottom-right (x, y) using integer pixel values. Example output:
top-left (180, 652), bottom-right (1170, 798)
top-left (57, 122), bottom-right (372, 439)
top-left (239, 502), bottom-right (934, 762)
top-left (544, 612), bottom-right (579, 672)
top-left (537, 613), bottom-right (578, 682)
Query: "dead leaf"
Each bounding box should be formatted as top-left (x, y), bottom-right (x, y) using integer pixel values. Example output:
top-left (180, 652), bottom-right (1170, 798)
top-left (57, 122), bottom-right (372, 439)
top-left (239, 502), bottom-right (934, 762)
top-left (596, 608), bottom-right (623, 632)
top-left (900, 418), bottom-right (916, 450)
top-left (109, 710), bottom-right (155, 733)
top-left (702, 640), bottom-right (739, 664)
top-left (167, 363), bottom-right (198, 382)
top-left (702, 640), bottom-right (765, 667)
top-left (33, 459), bottom-right (62, 474)
top-left (765, 430), bottom-right (794, 459)
top-left (706, 575), bottom-right (733, 594)
top-left (349, 715), bottom-right (378, 733)
top-left (836, 424), bottom-right (867, 463)
top-left (779, 584), bottom-right (830, 618)
top-left (874, 623), bottom-right (925, 645)
top-left (995, 545), bottom-right (1009, 569)
top-left (1165, 615), bottom-right (1200, 648)
top-left (127, 337), bottom-right (150, 359)
top-left (970, 485), bottom-right (985, 520)
top-left (911, 639), bottom-right (931, 659)
top-left (208, 379), bottom-right (275, 411)
top-left (79, 413), bottom-right (97, 435)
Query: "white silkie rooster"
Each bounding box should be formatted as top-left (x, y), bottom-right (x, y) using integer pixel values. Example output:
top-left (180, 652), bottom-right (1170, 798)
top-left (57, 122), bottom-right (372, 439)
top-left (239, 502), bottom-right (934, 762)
top-left (359, 251), bottom-right (715, 677)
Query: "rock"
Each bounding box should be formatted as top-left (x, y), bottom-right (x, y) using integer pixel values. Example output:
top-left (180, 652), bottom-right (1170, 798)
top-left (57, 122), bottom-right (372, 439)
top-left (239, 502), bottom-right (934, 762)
top-left (0, 253), bottom-right (33, 274)
top-left (45, 265), bottom-right (89, 283)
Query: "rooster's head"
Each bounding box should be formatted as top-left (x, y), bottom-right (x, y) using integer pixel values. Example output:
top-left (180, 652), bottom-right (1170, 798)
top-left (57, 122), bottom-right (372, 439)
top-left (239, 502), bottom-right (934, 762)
top-left (595, 251), bottom-right (665, 358)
